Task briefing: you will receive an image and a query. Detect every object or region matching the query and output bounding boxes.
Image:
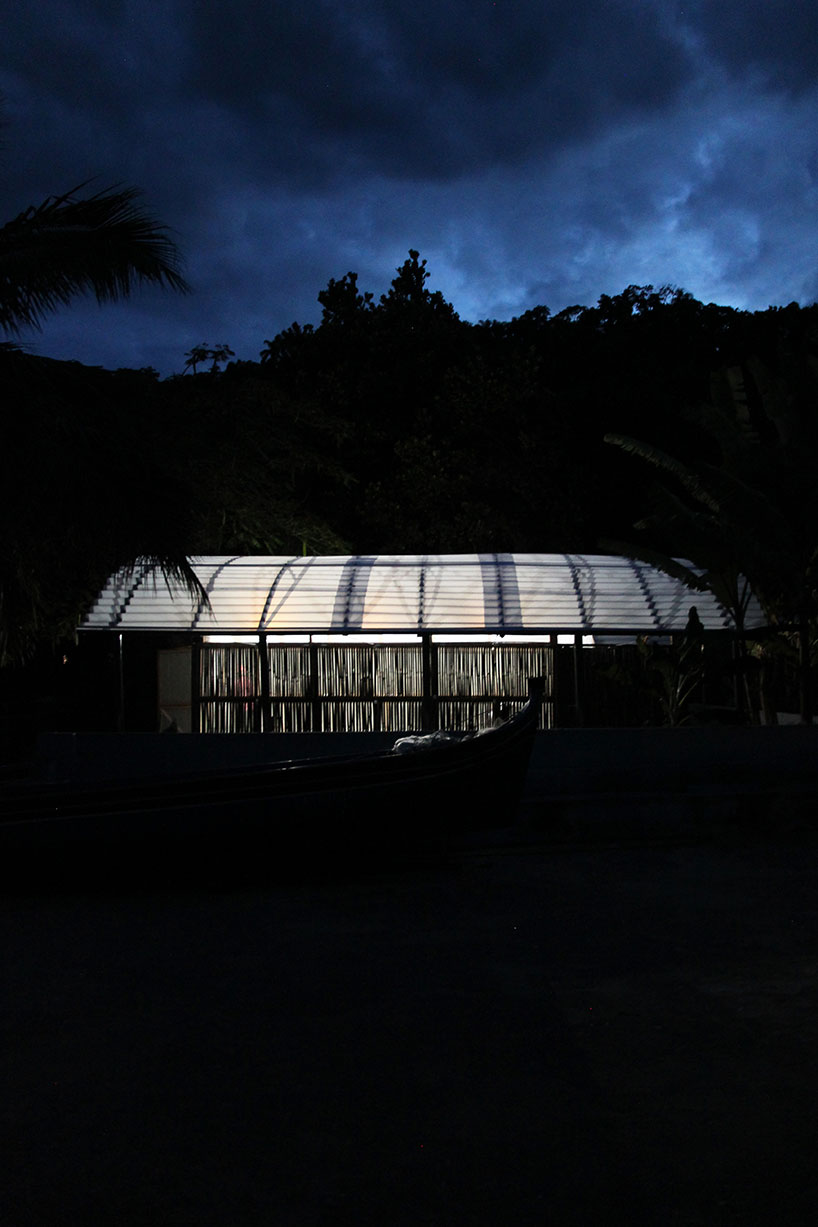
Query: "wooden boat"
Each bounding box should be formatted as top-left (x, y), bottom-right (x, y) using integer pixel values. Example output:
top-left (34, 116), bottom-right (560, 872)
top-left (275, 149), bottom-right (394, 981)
top-left (0, 680), bottom-right (542, 886)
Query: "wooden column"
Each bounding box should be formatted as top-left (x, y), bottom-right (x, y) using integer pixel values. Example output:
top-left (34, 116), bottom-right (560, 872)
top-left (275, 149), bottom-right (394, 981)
top-left (191, 640), bottom-right (201, 733)
top-left (573, 633), bottom-right (584, 727)
top-left (257, 637), bottom-right (270, 733)
top-left (421, 633), bottom-right (438, 730)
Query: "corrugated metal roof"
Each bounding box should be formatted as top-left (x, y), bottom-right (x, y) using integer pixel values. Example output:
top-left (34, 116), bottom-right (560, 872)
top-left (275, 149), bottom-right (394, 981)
top-left (81, 554), bottom-right (766, 635)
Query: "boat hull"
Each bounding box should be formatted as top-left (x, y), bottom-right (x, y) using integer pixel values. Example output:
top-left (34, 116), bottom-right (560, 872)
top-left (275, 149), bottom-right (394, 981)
top-left (1, 685), bottom-right (541, 887)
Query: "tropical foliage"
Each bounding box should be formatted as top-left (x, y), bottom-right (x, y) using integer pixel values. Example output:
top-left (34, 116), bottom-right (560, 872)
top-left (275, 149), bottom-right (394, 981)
top-left (604, 340), bottom-right (818, 722)
top-left (5, 228), bottom-right (818, 730)
top-left (0, 182), bottom-right (188, 335)
top-left (0, 172), bottom-right (192, 668)
top-left (183, 342), bottom-right (235, 374)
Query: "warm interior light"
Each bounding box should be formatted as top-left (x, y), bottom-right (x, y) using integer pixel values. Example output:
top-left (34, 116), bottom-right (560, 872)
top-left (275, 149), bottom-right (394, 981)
top-left (202, 632), bottom-right (587, 646)
top-left (309, 633), bottom-right (422, 645)
top-left (432, 633), bottom-right (555, 644)
top-left (203, 635), bottom-right (260, 644)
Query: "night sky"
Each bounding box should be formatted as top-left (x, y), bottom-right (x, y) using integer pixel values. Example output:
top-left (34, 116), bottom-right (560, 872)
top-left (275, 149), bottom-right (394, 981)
top-left (3, 1), bottom-right (817, 375)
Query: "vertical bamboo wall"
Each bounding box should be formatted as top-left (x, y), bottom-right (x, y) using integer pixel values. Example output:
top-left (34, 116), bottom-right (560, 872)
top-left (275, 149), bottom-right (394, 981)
top-left (198, 641), bottom-right (554, 733)
top-left (198, 644), bottom-right (261, 733)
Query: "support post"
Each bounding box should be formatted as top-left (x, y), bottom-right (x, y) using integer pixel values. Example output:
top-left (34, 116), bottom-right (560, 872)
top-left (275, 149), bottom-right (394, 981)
top-left (117, 632), bottom-right (125, 733)
top-left (191, 640), bottom-right (201, 733)
top-left (421, 633), bottom-right (437, 730)
top-left (573, 633), bottom-right (584, 727)
top-left (257, 637), bottom-right (270, 733)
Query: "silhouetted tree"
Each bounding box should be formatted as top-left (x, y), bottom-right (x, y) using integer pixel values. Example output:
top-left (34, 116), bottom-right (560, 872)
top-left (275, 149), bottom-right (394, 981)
top-left (0, 355), bottom-right (201, 666)
top-left (183, 343), bottom-right (209, 374)
top-left (0, 150), bottom-right (194, 666)
top-left (184, 343), bottom-right (235, 374)
top-left (605, 336), bottom-right (818, 722)
top-left (163, 360), bottom-right (349, 556)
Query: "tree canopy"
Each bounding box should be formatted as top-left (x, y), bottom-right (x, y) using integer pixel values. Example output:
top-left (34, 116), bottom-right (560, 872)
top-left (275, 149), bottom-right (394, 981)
top-left (5, 243), bottom-right (818, 726)
top-left (0, 164), bottom-right (191, 667)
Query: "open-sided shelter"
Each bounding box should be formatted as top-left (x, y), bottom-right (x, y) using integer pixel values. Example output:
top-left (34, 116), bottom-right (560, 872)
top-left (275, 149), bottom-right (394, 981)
top-left (81, 554), bottom-right (766, 732)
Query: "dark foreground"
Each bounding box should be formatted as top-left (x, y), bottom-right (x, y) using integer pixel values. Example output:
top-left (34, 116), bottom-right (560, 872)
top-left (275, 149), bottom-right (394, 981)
top-left (4, 822), bottom-right (818, 1226)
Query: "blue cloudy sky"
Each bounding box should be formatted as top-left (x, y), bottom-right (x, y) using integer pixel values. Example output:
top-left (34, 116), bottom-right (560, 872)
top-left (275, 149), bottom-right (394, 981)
top-left (2, 0), bottom-right (817, 374)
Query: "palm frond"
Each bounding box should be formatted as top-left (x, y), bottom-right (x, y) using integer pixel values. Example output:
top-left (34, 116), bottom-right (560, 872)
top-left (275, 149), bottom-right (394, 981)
top-left (119, 556), bottom-right (210, 609)
top-left (632, 485), bottom-right (722, 547)
top-left (0, 183), bottom-right (189, 333)
top-left (604, 433), bottom-right (721, 513)
top-left (598, 541), bottom-right (711, 593)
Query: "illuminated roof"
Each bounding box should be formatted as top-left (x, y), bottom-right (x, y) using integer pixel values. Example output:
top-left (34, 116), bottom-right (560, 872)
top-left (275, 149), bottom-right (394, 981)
top-left (81, 554), bottom-right (765, 636)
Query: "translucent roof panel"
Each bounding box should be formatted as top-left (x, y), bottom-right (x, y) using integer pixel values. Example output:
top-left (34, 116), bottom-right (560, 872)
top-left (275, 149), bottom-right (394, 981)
top-left (81, 554), bottom-right (766, 635)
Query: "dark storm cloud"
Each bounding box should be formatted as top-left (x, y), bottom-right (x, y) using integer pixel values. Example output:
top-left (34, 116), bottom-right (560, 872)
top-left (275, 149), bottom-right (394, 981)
top-left (1, 1), bottom-right (692, 197)
top-left (1, 1), bottom-right (817, 373)
top-left (693, 0), bottom-right (818, 93)
top-left (185, 0), bottom-right (693, 180)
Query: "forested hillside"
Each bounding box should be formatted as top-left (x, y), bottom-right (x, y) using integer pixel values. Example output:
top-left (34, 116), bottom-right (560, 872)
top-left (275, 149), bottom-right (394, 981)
top-left (4, 251), bottom-right (818, 664)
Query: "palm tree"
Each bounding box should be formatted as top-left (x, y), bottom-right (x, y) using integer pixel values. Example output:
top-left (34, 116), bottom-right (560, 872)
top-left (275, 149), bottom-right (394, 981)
top-left (0, 181), bottom-right (189, 335)
top-left (0, 176), bottom-right (201, 668)
top-left (604, 360), bottom-right (818, 723)
top-left (183, 342), bottom-right (235, 375)
top-left (602, 432), bottom-right (781, 720)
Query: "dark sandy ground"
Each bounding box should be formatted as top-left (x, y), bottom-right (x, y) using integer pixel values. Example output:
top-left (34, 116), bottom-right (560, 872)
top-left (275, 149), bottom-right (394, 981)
top-left (4, 823), bottom-right (818, 1226)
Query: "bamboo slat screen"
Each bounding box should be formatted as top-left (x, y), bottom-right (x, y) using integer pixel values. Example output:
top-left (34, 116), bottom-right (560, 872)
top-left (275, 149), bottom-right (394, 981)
top-left (199, 700), bottom-right (258, 733)
top-left (436, 644), bottom-right (553, 697)
top-left (267, 645), bottom-right (311, 696)
top-left (260, 699), bottom-right (425, 733)
top-left (315, 645), bottom-right (423, 697)
top-left (267, 702), bottom-right (312, 733)
top-left (314, 700), bottom-right (424, 733)
top-left (197, 642), bottom-right (553, 732)
top-left (199, 646), bottom-right (261, 732)
top-left (437, 699), bottom-right (498, 730)
top-left (199, 647), bottom-right (260, 698)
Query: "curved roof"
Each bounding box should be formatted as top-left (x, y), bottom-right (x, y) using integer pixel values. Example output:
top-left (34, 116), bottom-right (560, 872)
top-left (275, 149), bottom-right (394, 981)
top-left (81, 554), bottom-right (765, 636)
